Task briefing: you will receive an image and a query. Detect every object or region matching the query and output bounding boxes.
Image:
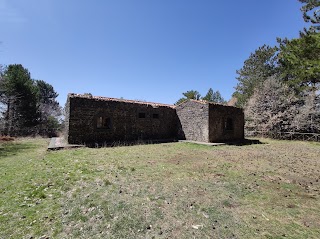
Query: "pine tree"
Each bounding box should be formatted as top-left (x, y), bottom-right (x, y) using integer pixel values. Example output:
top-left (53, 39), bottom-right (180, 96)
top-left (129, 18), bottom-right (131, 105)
top-left (175, 90), bottom-right (201, 105)
top-left (0, 64), bottom-right (61, 136)
top-left (299, 0), bottom-right (320, 32)
top-left (36, 80), bottom-right (61, 136)
top-left (202, 88), bottom-right (214, 102)
top-left (278, 33), bottom-right (320, 94)
top-left (202, 88), bottom-right (226, 104)
top-left (1, 64), bottom-right (39, 135)
top-left (233, 45), bottom-right (278, 108)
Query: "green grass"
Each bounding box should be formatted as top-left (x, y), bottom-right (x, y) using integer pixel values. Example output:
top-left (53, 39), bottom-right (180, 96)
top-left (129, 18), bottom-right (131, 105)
top-left (0, 138), bottom-right (320, 238)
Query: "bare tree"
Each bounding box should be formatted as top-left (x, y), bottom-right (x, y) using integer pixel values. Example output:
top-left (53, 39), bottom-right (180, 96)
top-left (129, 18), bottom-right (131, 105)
top-left (291, 91), bottom-right (320, 133)
top-left (245, 76), bottom-right (299, 134)
top-left (0, 65), bottom-right (6, 134)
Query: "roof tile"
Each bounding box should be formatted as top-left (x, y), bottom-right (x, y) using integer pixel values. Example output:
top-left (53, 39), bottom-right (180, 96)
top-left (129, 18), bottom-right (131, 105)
top-left (68, 93), bottom-right (175, 108)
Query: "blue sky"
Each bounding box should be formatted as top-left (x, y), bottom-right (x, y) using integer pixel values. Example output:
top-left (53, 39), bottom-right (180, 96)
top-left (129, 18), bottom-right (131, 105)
top-left (0, 0), bottom-right (307, 106)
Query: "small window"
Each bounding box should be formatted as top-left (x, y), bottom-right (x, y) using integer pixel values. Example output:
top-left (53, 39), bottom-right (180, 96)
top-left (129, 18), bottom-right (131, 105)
top-left (138, 113), bottom-right (146, 118)
top-left (97, 116), bottom-right (111, 129)
top-left (225, 118), bottom-right (234, 131)
top-left (152, 113), bottom-right (159, 119)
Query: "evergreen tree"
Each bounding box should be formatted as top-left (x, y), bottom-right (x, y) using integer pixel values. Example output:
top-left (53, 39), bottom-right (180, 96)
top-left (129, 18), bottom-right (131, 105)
top-left (235, 1), bottom-right (320, 136)
top-left (278, 33), bottom-right (320, 94)
top-left (202, 88), bottom-right (226, 103)
top-left (1, 64), bottom-right (39, 135)
top-left (299, 0), bottom-right (320, 32)
top-left (201, 88), bottom-right (214, 102)
top-left (211, 91), bottom-right (226, 104)
top-left (233, 45), bottom-right (278, 108)
top-left (36, 80), bottom-right (61, 136)
top-left (0, 64), bottom-right (61, 136)
top-left (175, 90), bottom-right (201, 105)
top-left (182, 90), bottom-right (201, 100)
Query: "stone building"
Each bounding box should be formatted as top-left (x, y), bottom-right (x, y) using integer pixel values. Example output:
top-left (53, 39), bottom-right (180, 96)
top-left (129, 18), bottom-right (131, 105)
top-left (65, 93), bottom-right (244, 145)
top-left (176, 100), bottom-right (244, 142)
top-left (65, 94), bottom-right (178, 145)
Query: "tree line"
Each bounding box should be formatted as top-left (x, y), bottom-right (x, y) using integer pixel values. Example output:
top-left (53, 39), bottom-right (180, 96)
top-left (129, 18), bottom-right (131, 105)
top-left (175, 1), bottom-right (320, 135)
top-left (0, 64), bottom-right (61, 137)
top-left (175, 88), bottom-right (226, 105)
top-left (233, 0), bottom-right (320, 135)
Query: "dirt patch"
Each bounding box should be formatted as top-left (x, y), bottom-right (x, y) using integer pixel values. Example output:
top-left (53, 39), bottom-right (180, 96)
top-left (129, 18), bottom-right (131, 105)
top-left (0, 136), bottom-right (15, 142)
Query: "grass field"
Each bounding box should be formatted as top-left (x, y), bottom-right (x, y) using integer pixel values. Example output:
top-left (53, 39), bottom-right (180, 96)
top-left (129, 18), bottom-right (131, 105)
top-left (0, 138), bottom-right (319, 239)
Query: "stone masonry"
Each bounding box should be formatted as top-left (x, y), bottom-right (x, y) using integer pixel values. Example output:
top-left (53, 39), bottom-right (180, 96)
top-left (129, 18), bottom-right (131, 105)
top-left (65, 94), bottom-right (178, 144)
top-left (176, 100), bottom-right (244, 143)
top-left (175, 100), bottom-right (210, 142)
top-left (65, 94), bottom-right (244, 145)
top-left (208, 103), bottom-right (244, 142)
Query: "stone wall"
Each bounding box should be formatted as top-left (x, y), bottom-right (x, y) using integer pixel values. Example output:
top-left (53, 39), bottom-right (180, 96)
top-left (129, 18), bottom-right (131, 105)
top-left (65, 95), bottom-right (245, 145)
top-left (176, 100), bottom-right (244, 143)
top-left (176, 100), bottom-right (209, 142)
top-left (64, 96), bottom-right (70, 138)
top-left (208, 104), bottom-right (244, 142)
top-left (66, 95), bottom-right (178, 144)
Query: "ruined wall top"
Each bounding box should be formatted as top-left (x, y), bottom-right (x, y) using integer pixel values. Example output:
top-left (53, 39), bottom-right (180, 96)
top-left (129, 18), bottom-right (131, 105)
top-left (176, 99), bottom-right (242, 110)
top-left (68, 93), bottom-right (175, 109)
top-left (67, 94), bottom-right (242, 111)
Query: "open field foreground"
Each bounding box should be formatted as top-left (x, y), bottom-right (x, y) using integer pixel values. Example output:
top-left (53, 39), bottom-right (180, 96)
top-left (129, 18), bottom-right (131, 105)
top-left (0, 138), bottom-right (320, 239)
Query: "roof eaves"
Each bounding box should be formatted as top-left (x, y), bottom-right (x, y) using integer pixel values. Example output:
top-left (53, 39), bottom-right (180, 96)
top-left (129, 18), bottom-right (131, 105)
top-left (68, 93), bottom-right (176, 108)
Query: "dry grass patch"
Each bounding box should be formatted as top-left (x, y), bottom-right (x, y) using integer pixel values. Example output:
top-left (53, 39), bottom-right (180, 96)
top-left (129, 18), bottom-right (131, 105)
top-left (0, 138), bottom-right (319, 238)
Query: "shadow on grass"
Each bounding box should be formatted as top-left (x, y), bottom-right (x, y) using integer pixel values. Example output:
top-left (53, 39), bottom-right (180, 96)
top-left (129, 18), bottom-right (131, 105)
top-left (225, 138), bottom-right (263, 146)
top-left (85, 138), bottom-right (178, 148)
top-left (0, 142), bottom-right (38, 158)
top-left (85, 138), bottom-right (264, 148)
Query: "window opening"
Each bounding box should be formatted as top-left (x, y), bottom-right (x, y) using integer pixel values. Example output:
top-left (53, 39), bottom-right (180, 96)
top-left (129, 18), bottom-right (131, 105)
top-left (139, 113), bottom-right (146, 118)
top-left (225, 118), bottom-right (234, 131)
top-left (97, 116), bottom-right (111, 129)
top-left (152, 113), bottom-right (159, 119)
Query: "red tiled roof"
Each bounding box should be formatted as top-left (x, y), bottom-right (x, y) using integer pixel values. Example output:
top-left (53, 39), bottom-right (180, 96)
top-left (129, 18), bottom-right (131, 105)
top-left (68, 93), bottom-right (175, 108)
